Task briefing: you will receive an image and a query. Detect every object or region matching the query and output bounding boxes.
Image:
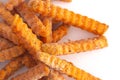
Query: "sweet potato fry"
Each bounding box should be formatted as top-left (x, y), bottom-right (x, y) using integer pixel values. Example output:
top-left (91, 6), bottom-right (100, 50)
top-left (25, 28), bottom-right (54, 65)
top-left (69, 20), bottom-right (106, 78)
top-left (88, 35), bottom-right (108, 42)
top-left (29, 0), bottom-right (108, 35)
top-left (36, 52), bottom-right (100, 80)
top-left (42, 36), bottom-right (108, 55)
top-left (0, 2), bottom-right (14, 25)
top-left (0, 55), bottom-right (24, 80)
top-left (52, 24), bottom-right (69, 42)
top-left (0, 37), bottom-right (14, 51)
top-left (12, 62), bottom-right (50, 80)
top-left (5, 0), bottom-right (24, 11)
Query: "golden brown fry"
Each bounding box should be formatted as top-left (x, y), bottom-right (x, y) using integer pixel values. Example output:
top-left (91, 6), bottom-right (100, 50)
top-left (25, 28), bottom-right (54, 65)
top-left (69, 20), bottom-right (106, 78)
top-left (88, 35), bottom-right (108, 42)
top-left (0, 2), bottom-right (14, 25)
top-left (52, 24), bottom-right (69, 42)
top-left (0, 55), bottom-right (24, 80)
top-left (0, 46), bottom-right (25, 62)
top-left (42, 36), bottom-right (108, 55)
top-left (12, 62), bottom-right (50, 80)
top-left (36, 52), bottom-right (100, 80)
top-left (12, 14), bottom-right (42, 54)
top-left (15, 2), bottom-right (50, 37)
top-left (29, 0), bottom-right (108, 35)
top-left (5, 0), bottom-right (24, 11)
top-left (0, 37), bottom-right (14, 51)
top-left (0, 22), bottom-right (19, 44)
top-left (54, 0), bottom-right (72, 2)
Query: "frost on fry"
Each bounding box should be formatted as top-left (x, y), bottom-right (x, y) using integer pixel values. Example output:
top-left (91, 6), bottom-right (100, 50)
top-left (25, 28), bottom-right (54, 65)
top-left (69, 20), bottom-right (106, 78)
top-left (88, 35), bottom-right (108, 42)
top-left (42, 36), bottom-right (108, 55)
top-left (0, 46), bottom-right (25, 62)
top-left (29, 0), bottom-right (108, 35)
top-left (36, 52), bottom-right (100, 80)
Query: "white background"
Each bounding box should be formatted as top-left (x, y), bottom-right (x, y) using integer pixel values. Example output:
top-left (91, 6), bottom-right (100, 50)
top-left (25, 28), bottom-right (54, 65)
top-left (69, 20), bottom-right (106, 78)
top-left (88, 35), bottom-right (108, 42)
top-left (0, 0), bottom-right (120, 80)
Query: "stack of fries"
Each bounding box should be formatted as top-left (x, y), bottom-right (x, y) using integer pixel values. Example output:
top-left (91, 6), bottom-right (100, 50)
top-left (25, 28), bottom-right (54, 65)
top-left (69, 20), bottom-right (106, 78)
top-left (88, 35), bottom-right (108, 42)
top-left (0, 0), bottom-right (108, 80)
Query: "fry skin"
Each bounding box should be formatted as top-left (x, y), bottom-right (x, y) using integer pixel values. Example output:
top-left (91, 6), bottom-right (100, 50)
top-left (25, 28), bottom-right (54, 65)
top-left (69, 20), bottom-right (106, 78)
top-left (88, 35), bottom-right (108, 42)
top-left (0, 46), bottom-right (25, 62)
top-left (29, 0), bottom-right (108, 35)
top-left (42, 36), bottom-right (108, 55)
top-left (0, 37), bottom-right (14, 51)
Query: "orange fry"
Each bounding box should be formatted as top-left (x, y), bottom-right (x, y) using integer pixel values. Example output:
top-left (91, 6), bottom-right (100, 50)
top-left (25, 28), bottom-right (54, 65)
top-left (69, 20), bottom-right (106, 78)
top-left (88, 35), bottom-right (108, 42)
top-left (0, 46), bottom-right (25, 62)
top-left (42, 36), bottom-right (108, 55)
top-left (54, 0), bottom-right (72, 2)
top-left (0, 37), bottom-right (14, 51)
top-left (12, 62), bottom-right (50, 80)
top-left (29, 0), bottom-right (108, 35)
top-left (5, 0), bottom-right (24, 11)
top-left (0, 55), bottom-right (24, 80)
top-left (52, 24), bottom-right (69, 42)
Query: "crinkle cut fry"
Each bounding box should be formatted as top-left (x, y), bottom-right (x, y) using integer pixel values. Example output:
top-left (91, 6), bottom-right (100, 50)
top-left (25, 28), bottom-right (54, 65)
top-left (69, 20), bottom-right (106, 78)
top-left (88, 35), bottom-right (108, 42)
top-left (12, 62), bottom-right (50, 80)
top-left (36, 52), bottom-right (100, 80)
top-left (15, 2), bottom-right (50, 37)
top-left (0, 22), bottom-right (19, 44)
top-left (0, 55), bottom-right (24, 80)
top-left (42, 36), bottom-right (108, 55)
top-left (29, 0), bottom-right (108, 35)
top-left (0, 2), bottom-right (14, 25)
top-left (52, 24), bottom-right (69, 42)
top-left (0, 37), bottom-right (14, 51)
top-left (0, 46), bottom-right (25, 62)
top-left (12, 14), bottom-right (42, 54)
top-left (5, 0), bottom-right (24, 11)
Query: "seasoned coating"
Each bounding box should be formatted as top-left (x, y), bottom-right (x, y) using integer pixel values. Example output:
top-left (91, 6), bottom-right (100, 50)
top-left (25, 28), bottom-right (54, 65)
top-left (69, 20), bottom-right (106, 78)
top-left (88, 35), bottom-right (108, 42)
top-left (5, 0), bottom-right (24, 11)
top-left (52, 24), bottom-right (69, 42)
top-left (0, 22), bottom-right (19, 44)
top-left (0, 46), bottom-right (25, 62)
top-left (0, 55), bottom-right (24, 80)
top-left (0, 2), bottom-right (14, 25)
top-left (12, 63), bottom-right (50, 80)
top-left (0, 37), bottom-right (14, 51)
top-left (36, 52), bottom-right (100, 80)
top-left (42, 36), bottom-right (108, 55)
top-left (29, 0), bottom-right (108, 35)
top-left (12, 14), bottom-right (42, 54)
top-left (15, 2), bottom-right (50, 37)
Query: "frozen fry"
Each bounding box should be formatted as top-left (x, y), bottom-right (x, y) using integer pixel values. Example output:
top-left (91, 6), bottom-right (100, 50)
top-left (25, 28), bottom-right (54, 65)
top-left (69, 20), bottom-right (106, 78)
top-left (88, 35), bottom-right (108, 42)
top-left (36, 52), bottom-right (100, 80)
top-left (12, 14), bottom-right (42, 54)
top-left (52, 24), bottom-right (69, 42)
top-left (0, 2), bottom-right (14, 25)
top-left (0, 46), bottom-right (25, 62)
top-left (0, 55), bottom-right (24, 80)
top-left (42, 36), bottom-right (108, 55)
top-left (0, 22), bottom-right (19, 44)
top-left (29, 0), bottom-right (108, 35)
top-left (12, 62), bottom-right (50, 80)
top-left (5, 0), bottom-right (24, 11)
top-left (0, 37), bottom-right (14, 51)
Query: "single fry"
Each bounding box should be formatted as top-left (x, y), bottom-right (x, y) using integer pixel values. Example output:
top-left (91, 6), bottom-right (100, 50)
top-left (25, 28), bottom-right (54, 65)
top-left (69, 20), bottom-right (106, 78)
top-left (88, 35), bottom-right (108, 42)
top-left (52, 24), bottom-right (69, 42)
top-left (0, 37), bottom-right (14, 51)
top-left (0, 2), bottom-right (14, 25)
top-left (54, 0), bottom-right (72, 2)
top-left (0, 46), bottom-right (25, 62)
top-left (0, 22), bottom-right (19, 44)
top-left (5, 0), bottom-right (24, 11)
top-left (0, 55), bottom-right (24, 80)
top-left (29, 0), bottom-right (108, 35)
top-left (12, 62), bottom-right (50, 80)
top-left (42, 36), bottom-right (108, 55)
top-left (12, 14), bottom-right (42, 54)
top-left (36, 52), bottom-right (100, 80)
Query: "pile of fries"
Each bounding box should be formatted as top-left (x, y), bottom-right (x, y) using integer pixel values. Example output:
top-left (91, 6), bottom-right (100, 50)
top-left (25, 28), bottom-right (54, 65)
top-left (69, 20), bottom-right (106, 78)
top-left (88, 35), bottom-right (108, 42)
top-left (0, 0), bottom-right (108, 80)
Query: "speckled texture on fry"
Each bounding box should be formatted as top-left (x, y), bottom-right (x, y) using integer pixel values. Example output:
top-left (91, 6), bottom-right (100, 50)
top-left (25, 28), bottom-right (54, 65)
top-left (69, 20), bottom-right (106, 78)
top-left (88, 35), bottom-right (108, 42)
top-left (12, 14), bottom-right (42, 54)
top-left (29, 0), bottom-right (108, 35)
top-left (42, 36), bottom-right (108, 55)
top-left (0, 55), bottom-right (24, 80)
top-left (0, 46), bottom-right (25, 62)
top-left (12, 62), bottom-right (50, 80)
top-left (52, 24), bottom-right (69, 42)
top-left (36, 52), bottom-right (100, 80)
top-left (0, 37), bottom-right (14, 51)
